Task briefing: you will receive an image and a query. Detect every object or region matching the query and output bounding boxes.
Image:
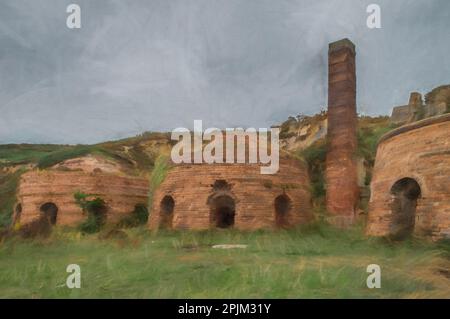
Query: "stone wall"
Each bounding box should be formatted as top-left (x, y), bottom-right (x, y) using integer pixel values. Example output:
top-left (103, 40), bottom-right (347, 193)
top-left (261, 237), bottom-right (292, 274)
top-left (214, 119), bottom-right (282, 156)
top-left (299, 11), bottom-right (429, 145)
top-left (367, 114), bottom-right (450, 240)
top-left (391, 87), bottom-right (449, 125)
top-left (16, 170), bottom-right (148, 226)
top-left (149, 158), bottom-right (313, 230)
top-left (325, 39), bottom-right (359, 227)
top-left (391, 92), bottom-right (423, 124)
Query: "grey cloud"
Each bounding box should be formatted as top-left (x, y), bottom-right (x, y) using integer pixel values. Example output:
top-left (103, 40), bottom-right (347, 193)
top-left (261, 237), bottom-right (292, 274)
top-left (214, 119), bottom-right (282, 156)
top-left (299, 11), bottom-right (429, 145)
top-left (0, 0), bottom-right (449, 144)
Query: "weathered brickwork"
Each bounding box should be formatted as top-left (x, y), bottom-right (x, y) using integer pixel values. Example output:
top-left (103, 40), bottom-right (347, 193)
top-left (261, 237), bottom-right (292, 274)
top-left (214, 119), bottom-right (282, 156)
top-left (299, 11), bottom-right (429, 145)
top-left (15, 170), bottom-right (148, 226)
top-left (367, 114), bottom-right (450, 240)
top-left (149, 159), bottom-right (313, 230)
top-left (325, 39), bottom-right (359, 227)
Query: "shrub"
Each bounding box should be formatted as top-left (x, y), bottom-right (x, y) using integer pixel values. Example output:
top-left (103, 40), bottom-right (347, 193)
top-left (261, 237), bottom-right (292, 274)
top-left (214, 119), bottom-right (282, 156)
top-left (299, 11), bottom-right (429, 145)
top-left (299, 140), bottom-right (327, 208)
top-left (74, 191), bottom-right (107, 234)
top-left (0, 169), bottom-right (25, 228)
top-left (117, 204), bottom-right (149, 228)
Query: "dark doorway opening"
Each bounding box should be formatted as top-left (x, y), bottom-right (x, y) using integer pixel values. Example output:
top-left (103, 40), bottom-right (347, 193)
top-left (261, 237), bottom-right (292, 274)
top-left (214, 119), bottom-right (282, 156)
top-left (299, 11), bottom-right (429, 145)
top-left (40, 202), bottom-right (58, 225)
top-left (133, 204), bottom-right (149, 225)
top-left (210, 195), bottom-right (235, 228)
top-left (275, 194), bottom-right (291, 228)
top-left (389, 178), bottom-right (421, 240)
top-left (159, 196), bottom-right (175, 229)
top-left (14, 203), bottom-right (22, 224)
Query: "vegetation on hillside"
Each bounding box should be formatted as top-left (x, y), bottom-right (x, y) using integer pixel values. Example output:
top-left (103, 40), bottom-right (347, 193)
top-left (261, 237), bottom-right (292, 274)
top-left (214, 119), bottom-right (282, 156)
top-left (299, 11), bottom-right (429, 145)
top-left (148, 155), bottom-right (170, 215)
top-left (0, 168), bottom-right (25, 228)
top-left (279, 111), bottom-right (327, 140)
top-left (0, 131), bottom-right (171, 170)
top-left (357, 116), bottom-right (395, 184)
top-left (298, 139), bottom-right (327, 218)
top-left (296, 115), bottom-right (393, 217)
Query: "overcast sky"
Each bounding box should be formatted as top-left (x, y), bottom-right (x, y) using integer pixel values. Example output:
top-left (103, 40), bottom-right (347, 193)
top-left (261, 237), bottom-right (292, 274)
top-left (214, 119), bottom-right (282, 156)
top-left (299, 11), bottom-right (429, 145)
top-left (0, 0), bottom-right (449, 144)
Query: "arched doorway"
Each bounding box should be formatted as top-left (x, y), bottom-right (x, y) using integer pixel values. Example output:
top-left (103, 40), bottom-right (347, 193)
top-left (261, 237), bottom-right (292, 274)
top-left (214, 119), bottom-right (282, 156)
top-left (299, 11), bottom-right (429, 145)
top-left (40, 202), bottom-right (58, 225)
top-left (133, 204), bottom-right (149, 225)
top-left (159, 195), bottom-right (175, 229)
top-left (389, 178), bottom-right (421, 240)
top-left (274, 194), bottom-right (291, 228)
top-left (210, 195), bottom-right (235, 228)
top-left (13, 203), bottom-right (22, 224)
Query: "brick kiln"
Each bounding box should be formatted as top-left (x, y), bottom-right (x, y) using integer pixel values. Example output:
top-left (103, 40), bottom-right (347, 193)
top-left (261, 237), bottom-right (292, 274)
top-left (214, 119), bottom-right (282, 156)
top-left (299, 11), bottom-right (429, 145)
top-left (14, 155), bottom-right (149, 227)
top-left (367, 114), bottom-right (450, 240)
top-left (149, 158), bottom-right (313, 230)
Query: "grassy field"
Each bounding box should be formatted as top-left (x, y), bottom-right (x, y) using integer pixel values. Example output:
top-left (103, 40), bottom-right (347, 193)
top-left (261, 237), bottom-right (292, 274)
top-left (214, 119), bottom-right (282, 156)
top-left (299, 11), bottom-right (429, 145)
top-left (0, 224), bottom-right (449, 299)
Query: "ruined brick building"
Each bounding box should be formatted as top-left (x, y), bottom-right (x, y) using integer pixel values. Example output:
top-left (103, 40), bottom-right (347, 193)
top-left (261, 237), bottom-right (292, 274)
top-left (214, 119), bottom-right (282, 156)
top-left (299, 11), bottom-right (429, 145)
top-left (367, 114), bottom-right (450, 240)
top-left (10, 39), bottom-right (449, 240)
top-left (149, 158), bottom-right (313, 230)
top-left (13, 155), bottom-right (148, 226)
top-left (324, 39), bottom-right (449, 240)
top-left (391, 86), bottom-right (450, 125)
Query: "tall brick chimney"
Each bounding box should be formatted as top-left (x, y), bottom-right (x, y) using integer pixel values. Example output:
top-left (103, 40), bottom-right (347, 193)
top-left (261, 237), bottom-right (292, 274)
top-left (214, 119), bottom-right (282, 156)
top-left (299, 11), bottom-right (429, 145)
top-left (325, 38), bottom-right (359, 227)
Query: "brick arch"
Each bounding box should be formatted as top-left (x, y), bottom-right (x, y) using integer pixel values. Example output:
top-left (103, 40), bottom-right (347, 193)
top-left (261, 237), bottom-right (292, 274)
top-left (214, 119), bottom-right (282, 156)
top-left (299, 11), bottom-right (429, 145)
top-left (274, 194), bottom-right (292, 228)
top-left (159, 195), bottom-right (175, 229)
top-left (390, 172), bottom-right (427, 196)
top-left (388, 177), bottom-right (421, 240)
top-left (207, 191), bottom-right (236, 229)
top-left (12, 202), bottom-right (23, 225)
top-left (40, 202), bottom-right (59, 225)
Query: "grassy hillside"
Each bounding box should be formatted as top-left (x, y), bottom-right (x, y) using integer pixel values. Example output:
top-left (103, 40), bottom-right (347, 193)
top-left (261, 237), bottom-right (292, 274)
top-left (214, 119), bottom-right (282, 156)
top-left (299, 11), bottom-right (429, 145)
top-left (0, 131), bottom-right (171, 170)
top-left (0, 224), bottom-right (448, 298)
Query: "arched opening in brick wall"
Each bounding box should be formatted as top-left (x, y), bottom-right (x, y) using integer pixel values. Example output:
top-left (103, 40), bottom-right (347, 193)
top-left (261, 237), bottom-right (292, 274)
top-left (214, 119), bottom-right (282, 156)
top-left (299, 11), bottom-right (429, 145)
top-left (14, 203), bottom-right (22, 224)
top-left (133, 204), bottom-right (149, 225)
top-left (210, 195), bottom-right (235, 229)
top-left (274, 194), bottom-right (292, 228)
top-left (159, 195), bottom-right (175, 229)
top-left (389, 178), bottom-right (421, 240)
top-left (40, 202), bottom-right (58, 225)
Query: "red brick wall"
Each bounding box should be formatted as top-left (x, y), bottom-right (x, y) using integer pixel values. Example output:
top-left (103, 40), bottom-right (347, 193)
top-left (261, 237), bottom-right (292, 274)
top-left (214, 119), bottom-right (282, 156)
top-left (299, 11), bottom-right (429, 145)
top-left (325, 39), bottom-right (359, 227)
top-left (367, 114), bottom-right (450, 240)
top-left (149, 159), bottom-right (313, 230)
top-left (16, 171), bottom-right (148, 226)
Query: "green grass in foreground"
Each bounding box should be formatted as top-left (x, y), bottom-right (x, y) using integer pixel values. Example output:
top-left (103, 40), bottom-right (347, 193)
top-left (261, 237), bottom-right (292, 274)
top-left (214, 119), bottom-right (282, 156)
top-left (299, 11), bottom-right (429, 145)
top-left (0, 224), bottom-right (449, 298)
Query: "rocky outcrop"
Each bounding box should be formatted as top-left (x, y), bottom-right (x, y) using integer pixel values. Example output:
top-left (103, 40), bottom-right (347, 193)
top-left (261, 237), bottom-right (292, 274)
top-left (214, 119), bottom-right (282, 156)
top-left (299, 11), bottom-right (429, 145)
top-left (279, 113), bottom-right (328, 152)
